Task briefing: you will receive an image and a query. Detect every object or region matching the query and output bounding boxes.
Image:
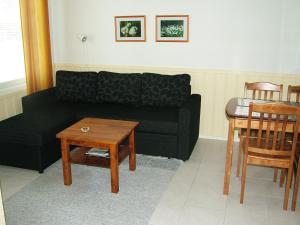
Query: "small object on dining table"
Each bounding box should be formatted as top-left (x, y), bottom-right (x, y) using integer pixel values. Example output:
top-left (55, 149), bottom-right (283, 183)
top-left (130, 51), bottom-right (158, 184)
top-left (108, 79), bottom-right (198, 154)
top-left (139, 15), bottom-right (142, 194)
top-left (238, 98), bottom-right (269, 107)
top-left (234, 106), bottom-right (260, 117)
top-left (80, 126), bottom-right (90, 133)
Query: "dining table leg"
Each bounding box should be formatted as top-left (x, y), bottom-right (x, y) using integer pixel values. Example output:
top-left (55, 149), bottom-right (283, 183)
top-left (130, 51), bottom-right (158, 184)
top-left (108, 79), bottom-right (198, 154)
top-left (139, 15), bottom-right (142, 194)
top-left (223, 118), bottom-right (235, 195)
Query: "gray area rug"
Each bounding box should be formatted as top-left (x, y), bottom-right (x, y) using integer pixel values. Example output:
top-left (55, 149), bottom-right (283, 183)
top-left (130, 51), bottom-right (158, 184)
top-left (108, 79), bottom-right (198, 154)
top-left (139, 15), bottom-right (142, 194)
top-left (4, 155), bottom-right (181, 225)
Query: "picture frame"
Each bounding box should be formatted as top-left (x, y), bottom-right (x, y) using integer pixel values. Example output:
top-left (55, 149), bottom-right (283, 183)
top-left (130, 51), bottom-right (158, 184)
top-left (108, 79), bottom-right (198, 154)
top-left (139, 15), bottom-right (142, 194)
top-left (114, 15), bottom-right (146, 42)
top-left (156, 15), bottom-right (189, 42)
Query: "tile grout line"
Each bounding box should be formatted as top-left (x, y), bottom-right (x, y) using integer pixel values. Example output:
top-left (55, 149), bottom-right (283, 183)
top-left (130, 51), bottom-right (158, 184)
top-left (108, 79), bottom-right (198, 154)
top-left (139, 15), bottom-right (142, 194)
top-left (176, 152), bottom-right (203, 225)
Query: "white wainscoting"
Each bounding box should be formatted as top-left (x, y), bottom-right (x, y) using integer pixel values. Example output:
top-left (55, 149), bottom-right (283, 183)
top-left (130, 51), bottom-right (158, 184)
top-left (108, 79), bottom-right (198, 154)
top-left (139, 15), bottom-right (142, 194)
top-left (0, 89), bottom-right (26, 121)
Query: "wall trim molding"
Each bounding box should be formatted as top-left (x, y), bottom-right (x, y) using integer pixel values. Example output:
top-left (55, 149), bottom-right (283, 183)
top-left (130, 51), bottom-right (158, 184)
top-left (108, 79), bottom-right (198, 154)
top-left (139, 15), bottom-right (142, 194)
top-left (53, 63), bottom-right (300, 78)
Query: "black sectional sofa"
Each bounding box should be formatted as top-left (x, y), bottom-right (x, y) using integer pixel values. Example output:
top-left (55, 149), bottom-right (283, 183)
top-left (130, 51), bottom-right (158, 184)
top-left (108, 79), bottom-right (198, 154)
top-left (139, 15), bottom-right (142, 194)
top-left (0, 71), bottom-right (201, 173)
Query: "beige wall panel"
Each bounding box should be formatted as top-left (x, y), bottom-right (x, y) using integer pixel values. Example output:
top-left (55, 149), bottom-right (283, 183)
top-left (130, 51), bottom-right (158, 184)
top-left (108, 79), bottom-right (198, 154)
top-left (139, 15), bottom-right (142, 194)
top-left (0, 90), bottom-right (26, 121)
top-left (53, 64), bottom-right (300, 139)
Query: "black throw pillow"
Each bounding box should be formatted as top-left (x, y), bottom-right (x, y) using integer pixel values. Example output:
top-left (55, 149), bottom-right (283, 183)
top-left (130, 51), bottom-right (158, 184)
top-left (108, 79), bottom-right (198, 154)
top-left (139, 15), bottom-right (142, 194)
top-left (96, 71), bottom-right (141, 105)
top-left (141, 73), bottom-right (191, 107)
top-left (55, 70), bottom-right (98, 103)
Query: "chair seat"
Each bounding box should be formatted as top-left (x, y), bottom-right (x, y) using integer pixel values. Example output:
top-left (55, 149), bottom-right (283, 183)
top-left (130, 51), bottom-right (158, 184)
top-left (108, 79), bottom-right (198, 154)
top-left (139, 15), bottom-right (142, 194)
top-left (247, 155), bottom-right (291, 168)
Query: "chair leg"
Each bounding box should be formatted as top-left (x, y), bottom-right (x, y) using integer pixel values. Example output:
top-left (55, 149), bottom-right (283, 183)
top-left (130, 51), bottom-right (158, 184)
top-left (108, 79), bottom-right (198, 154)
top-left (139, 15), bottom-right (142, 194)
top-left (273, 168), bottom-right (278, 182)
top-left (280, 169), bottom-right (286, 187)
top-left (292, 165), bottom-right (300, 211)
top-left (240, 155), bottom-right (248, 204)
top-left (236, 137), bottom-right (243, 177)
top-left (283, 167), bottom-right (293, 210)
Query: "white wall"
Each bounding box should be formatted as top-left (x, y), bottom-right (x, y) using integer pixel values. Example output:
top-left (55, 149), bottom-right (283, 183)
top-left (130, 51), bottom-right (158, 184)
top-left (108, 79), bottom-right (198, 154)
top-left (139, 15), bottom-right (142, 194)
top-left (48, 0), bottom-right (300, 74)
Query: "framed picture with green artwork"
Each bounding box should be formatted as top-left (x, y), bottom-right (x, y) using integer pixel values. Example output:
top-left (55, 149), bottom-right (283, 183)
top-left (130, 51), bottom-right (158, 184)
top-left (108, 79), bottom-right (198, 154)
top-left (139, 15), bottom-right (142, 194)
top-left (156, 15), bottom-right (189, 42)
top-left (115, 15), bottom-right (146, 42)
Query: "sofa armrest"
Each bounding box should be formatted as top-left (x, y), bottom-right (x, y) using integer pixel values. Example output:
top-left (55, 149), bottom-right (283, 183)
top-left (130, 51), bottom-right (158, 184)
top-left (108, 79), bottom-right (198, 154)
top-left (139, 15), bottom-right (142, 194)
top-left (22, 87), bottom-right (57, 113)
top-left (177, 94), bottom-right (201, 160)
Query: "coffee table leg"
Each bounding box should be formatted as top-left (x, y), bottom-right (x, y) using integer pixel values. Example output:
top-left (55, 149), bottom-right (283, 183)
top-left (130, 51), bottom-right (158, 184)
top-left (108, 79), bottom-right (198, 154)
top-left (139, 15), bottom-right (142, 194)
top-left (110, 144), bottom-right (119, 193)
top-left (129, 130), bottom-right (136, 171)
top-left (61, 139), bottom-right (72, 185)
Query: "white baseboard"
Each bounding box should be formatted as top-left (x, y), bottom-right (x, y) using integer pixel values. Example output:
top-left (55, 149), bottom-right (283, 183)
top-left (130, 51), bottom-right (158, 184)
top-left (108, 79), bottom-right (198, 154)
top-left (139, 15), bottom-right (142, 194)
top-left (199, 135), bottom-right (239, 142)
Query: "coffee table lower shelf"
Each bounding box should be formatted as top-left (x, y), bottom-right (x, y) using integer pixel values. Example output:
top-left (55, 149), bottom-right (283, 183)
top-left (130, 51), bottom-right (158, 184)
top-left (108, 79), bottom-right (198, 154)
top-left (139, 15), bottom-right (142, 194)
top-left (70, 145), bottom-right (129, 168)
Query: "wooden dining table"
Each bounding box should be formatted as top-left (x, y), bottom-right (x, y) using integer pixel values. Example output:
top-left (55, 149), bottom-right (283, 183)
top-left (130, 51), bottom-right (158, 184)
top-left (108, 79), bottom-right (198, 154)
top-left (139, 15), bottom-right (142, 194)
top-left (223, 97), bottom-right (299, 195)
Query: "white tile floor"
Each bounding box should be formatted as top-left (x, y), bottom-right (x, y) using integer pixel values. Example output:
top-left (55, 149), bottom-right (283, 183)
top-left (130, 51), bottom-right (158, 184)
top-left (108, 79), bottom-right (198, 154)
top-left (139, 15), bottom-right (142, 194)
top-left (0, 165), bottom-right (40, 201)
top-left (0, 139), bottom-right (300, 225)
top-left (148, 139), bottom-right (300, 225)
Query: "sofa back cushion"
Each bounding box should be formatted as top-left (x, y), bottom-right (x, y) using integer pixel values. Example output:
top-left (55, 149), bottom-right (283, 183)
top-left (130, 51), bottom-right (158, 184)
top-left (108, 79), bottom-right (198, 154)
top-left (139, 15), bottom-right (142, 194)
top-left (141, 73), bottom-right (191, 107)
top-left (96, 71), bottom-right (141, 105)
top-left (55, 70), bottom-right (98, 103)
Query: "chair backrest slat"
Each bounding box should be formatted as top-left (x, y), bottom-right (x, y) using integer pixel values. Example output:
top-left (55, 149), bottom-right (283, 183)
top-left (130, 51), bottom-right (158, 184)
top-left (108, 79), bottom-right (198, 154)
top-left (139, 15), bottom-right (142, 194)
top-left (265, 113), bottom-right (272, 148)
top-left (257, 113), bottom-right (264, 147)
top-left (245, 104), bottom-right (253, 154)
top-left (258, 90), bottom-right (262, 99)
top-left (279, 116), bottom-right (288, 151)
top-left (272, 114), bottom-right (280, 150)
top-left (270, 91), bottom-right (274, 100)
top-left (252, 90), bottom-right (256, 99)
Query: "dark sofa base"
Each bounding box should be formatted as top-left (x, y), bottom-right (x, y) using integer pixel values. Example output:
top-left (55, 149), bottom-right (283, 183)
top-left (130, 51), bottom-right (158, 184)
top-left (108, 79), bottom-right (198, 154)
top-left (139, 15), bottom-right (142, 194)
top-left (0, 132), bottom-right (177, 173)
top-left (136, 132), bottom-right (178, 159)
top-left (0, 143), bottom-right (41, 172)
top-left (0, 140), bottom-right (61, 173)
top-left (0, 132), bottom-right (181, 173)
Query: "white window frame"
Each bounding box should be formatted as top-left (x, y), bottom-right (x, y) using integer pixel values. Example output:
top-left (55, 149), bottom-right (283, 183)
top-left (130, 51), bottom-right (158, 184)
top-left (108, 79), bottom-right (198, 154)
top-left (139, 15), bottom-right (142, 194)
top-left (0, 0), bottom-right (26, 96)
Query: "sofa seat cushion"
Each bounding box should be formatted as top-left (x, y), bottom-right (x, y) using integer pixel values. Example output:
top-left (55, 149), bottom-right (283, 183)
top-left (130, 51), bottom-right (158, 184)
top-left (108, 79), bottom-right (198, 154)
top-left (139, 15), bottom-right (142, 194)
top-left (96, 71), bottom-right (141, 105)
top-left (56, 70), bottom-right (98, 103)
top-left (141, 73), bottom-right (191, 107)
top-left (130, 106), bottom-right (178, 134)
top-left (0, 110), bottom-right (75, 146)
top-left (75, 103), bottom-right (178, 135)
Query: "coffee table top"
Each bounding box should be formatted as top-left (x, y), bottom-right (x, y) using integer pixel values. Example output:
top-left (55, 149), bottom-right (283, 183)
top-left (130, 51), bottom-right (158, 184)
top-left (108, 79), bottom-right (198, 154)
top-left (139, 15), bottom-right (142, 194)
top-left (56, 118), bottom-right (139, 145)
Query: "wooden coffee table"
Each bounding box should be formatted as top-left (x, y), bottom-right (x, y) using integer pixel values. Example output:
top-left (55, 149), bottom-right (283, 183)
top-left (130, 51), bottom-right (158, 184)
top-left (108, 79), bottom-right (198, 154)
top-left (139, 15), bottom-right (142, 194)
top-left (56, 118), bottom-right (139, 193)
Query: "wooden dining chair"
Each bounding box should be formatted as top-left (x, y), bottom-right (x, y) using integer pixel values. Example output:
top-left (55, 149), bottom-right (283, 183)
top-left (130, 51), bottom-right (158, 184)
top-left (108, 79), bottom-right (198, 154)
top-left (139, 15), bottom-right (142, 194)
top-left (292, 146), bottom-right (300, 211)
top-left (276, 85), bottom-right (300, 187)
top-left (240, 102), bottom-right (300, 210)
top-left (286, 85), bottom-right (300, 211)
top-left (236, 82), bottom-right (283, 177)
